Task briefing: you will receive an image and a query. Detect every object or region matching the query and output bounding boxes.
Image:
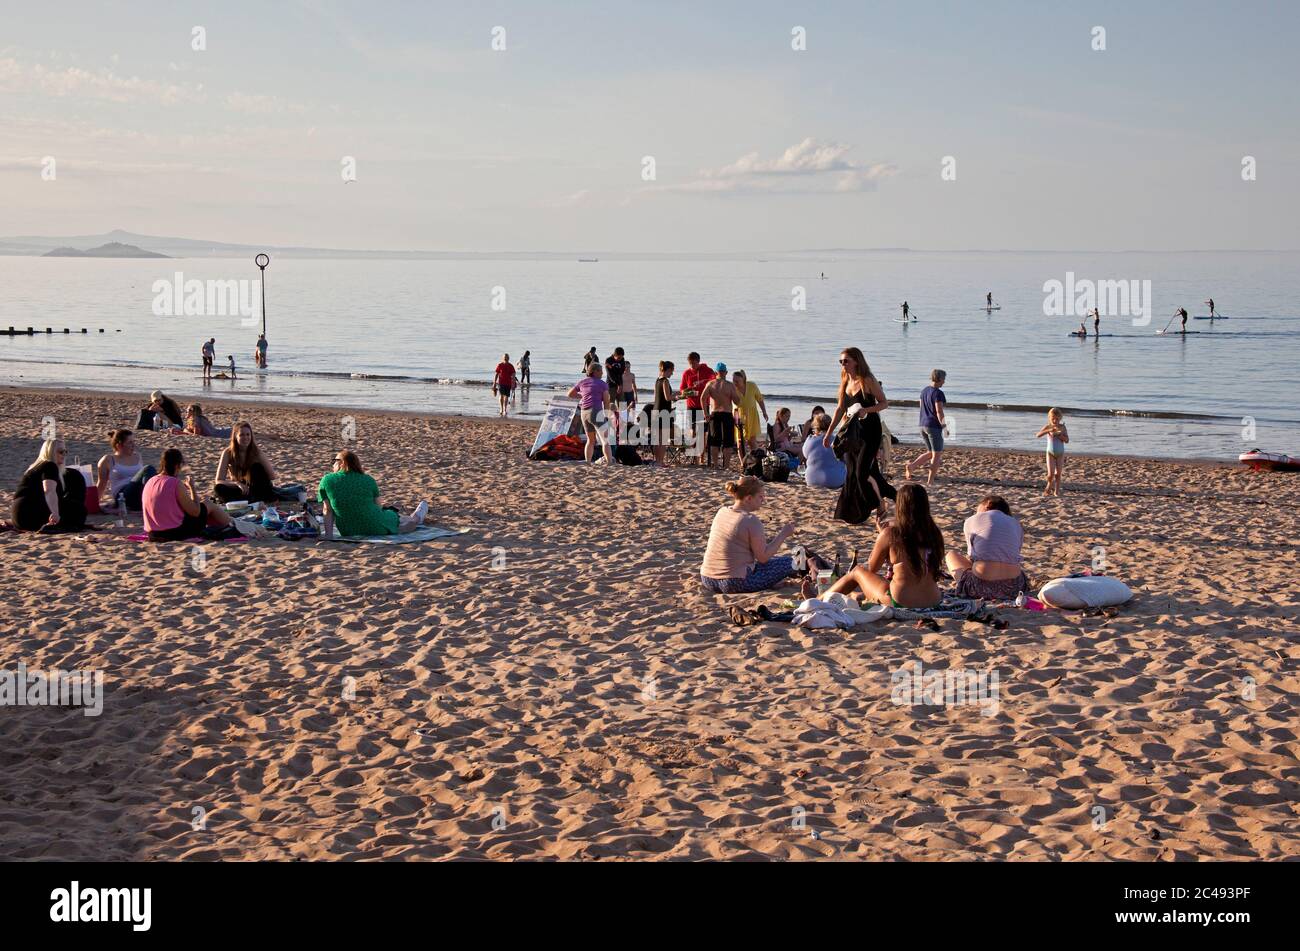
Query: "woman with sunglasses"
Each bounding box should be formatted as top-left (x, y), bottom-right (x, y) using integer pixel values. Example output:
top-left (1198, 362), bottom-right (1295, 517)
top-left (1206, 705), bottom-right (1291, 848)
top-left (317, 450), bottom-right (428, 538)
top-left (12, 439), bottom-right (89, 533)
top-left (822, 347), bottom-right (896, 524)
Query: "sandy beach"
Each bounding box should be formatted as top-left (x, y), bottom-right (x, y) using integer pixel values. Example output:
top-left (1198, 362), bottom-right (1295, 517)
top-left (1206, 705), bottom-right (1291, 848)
top-left (1, 385), bottom-right (1297, 861)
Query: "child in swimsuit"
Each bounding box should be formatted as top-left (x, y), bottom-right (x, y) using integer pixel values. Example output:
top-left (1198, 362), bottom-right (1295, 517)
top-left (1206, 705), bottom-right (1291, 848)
top-left (1035, 408), bottom-right (1069, 496)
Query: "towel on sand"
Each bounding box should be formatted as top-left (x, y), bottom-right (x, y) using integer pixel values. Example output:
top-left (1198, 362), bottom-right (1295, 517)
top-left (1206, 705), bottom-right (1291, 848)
top-left (322, 525), bottom-right (469, 545)
top-left (793, 593), bottom-right (883, 629)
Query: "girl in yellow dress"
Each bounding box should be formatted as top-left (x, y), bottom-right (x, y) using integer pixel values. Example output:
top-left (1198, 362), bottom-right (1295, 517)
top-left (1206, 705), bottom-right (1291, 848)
top-left (732, 370), bottom-right (769, 453)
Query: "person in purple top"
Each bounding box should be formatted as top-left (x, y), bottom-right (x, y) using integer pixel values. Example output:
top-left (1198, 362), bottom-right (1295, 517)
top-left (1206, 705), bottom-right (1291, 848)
top-left (905, 369), bottom-right (947, 485)
top-left (568, 362), bottom-right (615, 465)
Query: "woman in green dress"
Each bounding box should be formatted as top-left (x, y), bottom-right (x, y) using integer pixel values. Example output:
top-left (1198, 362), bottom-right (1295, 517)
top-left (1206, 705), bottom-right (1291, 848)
top-left (318, 450), bottom-right (428, 537)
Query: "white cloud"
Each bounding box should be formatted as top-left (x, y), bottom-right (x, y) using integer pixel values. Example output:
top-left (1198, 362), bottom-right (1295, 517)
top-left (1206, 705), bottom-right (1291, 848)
top-left (666, 138), bottom-right (896, 195)
top-left (0, 56), bottom-right (205, 105)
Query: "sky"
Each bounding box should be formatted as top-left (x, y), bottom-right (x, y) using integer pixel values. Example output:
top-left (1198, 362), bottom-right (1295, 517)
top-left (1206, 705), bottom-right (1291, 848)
top-left (1, 0), bottom-right (1297, 252)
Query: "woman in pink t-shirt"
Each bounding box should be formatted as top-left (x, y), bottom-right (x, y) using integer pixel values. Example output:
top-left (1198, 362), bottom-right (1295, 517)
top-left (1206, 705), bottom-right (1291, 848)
top-left (143, 448), bottom-right (234, 541)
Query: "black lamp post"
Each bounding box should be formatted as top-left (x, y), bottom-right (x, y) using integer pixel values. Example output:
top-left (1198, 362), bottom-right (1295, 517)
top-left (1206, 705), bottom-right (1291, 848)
top-left (255, 253), bottom-right (270, 337)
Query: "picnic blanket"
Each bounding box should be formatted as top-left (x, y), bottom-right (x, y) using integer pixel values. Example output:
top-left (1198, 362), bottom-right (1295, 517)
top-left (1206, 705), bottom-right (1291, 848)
top-left (321, 525), bottom-right (469, 545)
top-left (126, 533), bottom-right (249, 544)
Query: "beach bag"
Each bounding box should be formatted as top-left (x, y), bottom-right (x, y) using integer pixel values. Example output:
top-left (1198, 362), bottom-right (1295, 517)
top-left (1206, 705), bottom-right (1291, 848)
top-left (743, 448), bottom-right (766, 478)
top-left (614, 443), bottom-right (643, 466)
top-left (134, 408), bottom-right (157, 430)
top-left (832, 420), bottom-right (863, 460)
top-left (762, 452), bottom-right (791, 483)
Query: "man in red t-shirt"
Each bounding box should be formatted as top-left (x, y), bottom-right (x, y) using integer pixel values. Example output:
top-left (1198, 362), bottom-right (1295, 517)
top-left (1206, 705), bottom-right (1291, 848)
top-left (493, 353), bottom-right (517, 417)
top-left (676, 351), bottom-right (716, 464)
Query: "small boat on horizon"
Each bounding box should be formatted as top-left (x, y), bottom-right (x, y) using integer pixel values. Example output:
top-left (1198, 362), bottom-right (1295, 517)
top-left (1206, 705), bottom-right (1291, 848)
top-left (578, 258), bottom-right (599, 263)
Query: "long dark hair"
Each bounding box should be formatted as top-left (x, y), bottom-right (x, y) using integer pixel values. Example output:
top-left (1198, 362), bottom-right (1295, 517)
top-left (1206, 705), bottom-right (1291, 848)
top-left (227, 423), bottom-right (267, 480)
top-left (887, 483), bottom-right (944, 579)
top-left (839, 347), bottom-right (873, 390)
top-left (160, 447), bottom-right (184, 476)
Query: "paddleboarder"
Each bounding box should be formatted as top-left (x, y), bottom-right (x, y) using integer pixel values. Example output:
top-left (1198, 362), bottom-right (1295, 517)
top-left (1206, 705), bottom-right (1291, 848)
top-left (1204, 297), bottom-right (1217, 319)
top-left (901, 301), bottom-right (911, 321)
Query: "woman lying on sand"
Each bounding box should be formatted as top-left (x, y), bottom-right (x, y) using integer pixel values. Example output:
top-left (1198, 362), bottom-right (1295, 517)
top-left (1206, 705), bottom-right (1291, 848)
top-left (945, 495), bottom-right (1031, 600)
top-left (96, 429), bottom-right (154, 512)
top-left (213, 423), bottom-right (277, 504)
top-left (12, 439), bottom-right (89, 533)
top-left (700, 475), bottom-right (802, 593)
top-left (143, 448), bottom-right (235, 542)
top-left (827, 483), bottom-right (944, 608)
top-left (184, 403), bottom-right (232, 439)
top-left (317, 450), bottom-right (428, 538)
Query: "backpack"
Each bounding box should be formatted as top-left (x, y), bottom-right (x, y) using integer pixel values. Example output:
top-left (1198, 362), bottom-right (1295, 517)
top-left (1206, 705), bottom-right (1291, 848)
top-left (762, 451), bottom-right (791, 483)
top-left (614, 443), bottom-right (644, 466)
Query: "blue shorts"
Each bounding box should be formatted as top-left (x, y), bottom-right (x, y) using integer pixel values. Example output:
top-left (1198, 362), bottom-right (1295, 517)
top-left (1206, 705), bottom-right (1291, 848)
top-left (921, 426), bottom-right (944, 452)
top-left (700, 555), bottom-right (796, 594)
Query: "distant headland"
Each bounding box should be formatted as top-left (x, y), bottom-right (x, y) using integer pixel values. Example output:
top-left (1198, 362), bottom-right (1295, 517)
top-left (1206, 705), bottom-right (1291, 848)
top-left (42, 242), bottom-right (170, 259)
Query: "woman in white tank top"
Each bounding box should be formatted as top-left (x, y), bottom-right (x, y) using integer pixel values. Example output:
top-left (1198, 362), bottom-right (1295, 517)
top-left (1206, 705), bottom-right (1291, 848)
top-left (97, 429), bottom-right (150, 508)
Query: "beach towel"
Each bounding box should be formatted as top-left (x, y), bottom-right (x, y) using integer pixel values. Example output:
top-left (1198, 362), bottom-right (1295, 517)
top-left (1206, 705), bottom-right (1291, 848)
top-left (126, 533), bottom-right (249, 544)
top-left (322, 525), bottom-right (470, 544)
top-left (886, 597), bottom-right (997, 622)
top-left (792, 593), bottom-right (880, 629)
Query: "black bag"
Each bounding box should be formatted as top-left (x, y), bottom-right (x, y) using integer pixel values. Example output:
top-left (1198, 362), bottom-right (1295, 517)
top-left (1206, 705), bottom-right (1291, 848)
top-left (614, 443), bottom-right (643, 466)
top-left (742, 448), bottom-right (766, 478)
top-left (832, 418), bottom-right (863, 460)
top-left (762, 452), bottom-right (791, 483)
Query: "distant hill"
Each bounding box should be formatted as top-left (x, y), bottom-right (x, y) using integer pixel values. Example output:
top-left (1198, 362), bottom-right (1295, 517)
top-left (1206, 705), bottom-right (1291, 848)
top-left (42, 241), bottom-right (170, 259)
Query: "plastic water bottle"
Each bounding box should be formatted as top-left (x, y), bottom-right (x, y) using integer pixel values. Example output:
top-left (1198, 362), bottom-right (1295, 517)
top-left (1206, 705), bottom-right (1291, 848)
top-left (261, 507), bottom-right (281, 528)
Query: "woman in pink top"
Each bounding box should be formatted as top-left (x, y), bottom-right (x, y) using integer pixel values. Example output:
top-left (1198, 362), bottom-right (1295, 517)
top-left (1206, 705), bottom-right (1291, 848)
top-left (699, 476), bottom-right (800, 593)
top-left (143, 448), bottom-right (234, 541)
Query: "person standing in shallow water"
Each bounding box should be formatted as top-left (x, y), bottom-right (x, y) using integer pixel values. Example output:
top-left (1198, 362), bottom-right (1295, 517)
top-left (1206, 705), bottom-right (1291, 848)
top-left (823, 346), bottom-right (896, 525)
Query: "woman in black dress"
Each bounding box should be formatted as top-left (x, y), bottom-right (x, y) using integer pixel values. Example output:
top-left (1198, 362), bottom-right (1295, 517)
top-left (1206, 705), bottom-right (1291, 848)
top-left (649, 359), bottom-right (675, 466)
top-left (12, 439), bottom-right (88, 532)
top-left (822, 347), bottom-right (896, 524)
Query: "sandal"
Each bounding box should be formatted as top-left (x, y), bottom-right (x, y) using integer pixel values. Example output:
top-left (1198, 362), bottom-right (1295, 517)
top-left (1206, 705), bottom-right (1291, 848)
top-left (728, 606), bottom-right (760, 626)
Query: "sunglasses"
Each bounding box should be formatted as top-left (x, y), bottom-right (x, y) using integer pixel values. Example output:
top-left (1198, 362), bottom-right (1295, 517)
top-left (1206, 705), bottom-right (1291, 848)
top-left (838, 358), bottom-right (852, 365)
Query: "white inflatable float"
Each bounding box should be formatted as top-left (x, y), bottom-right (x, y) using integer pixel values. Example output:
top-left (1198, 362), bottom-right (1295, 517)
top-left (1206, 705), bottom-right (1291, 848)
top-left (1038, 575), bottom-right (1133, 609)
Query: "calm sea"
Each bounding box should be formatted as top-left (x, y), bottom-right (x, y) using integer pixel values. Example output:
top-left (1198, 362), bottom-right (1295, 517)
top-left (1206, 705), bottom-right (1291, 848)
top-left (2, 251), bottom-right (1298, 460)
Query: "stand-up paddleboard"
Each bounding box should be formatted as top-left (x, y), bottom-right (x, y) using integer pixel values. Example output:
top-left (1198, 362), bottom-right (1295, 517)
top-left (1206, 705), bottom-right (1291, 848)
top-left (894, 318), bottom-right (918, 324)
top-left (1193, 315), bottom-right (1227, 320)
top-left (1156, 330), bottom-right (1205, 335)
top-left (983, 306), bottom-right (1002, 311)
top-left (1239, 449), bottom-right (1300, 472)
